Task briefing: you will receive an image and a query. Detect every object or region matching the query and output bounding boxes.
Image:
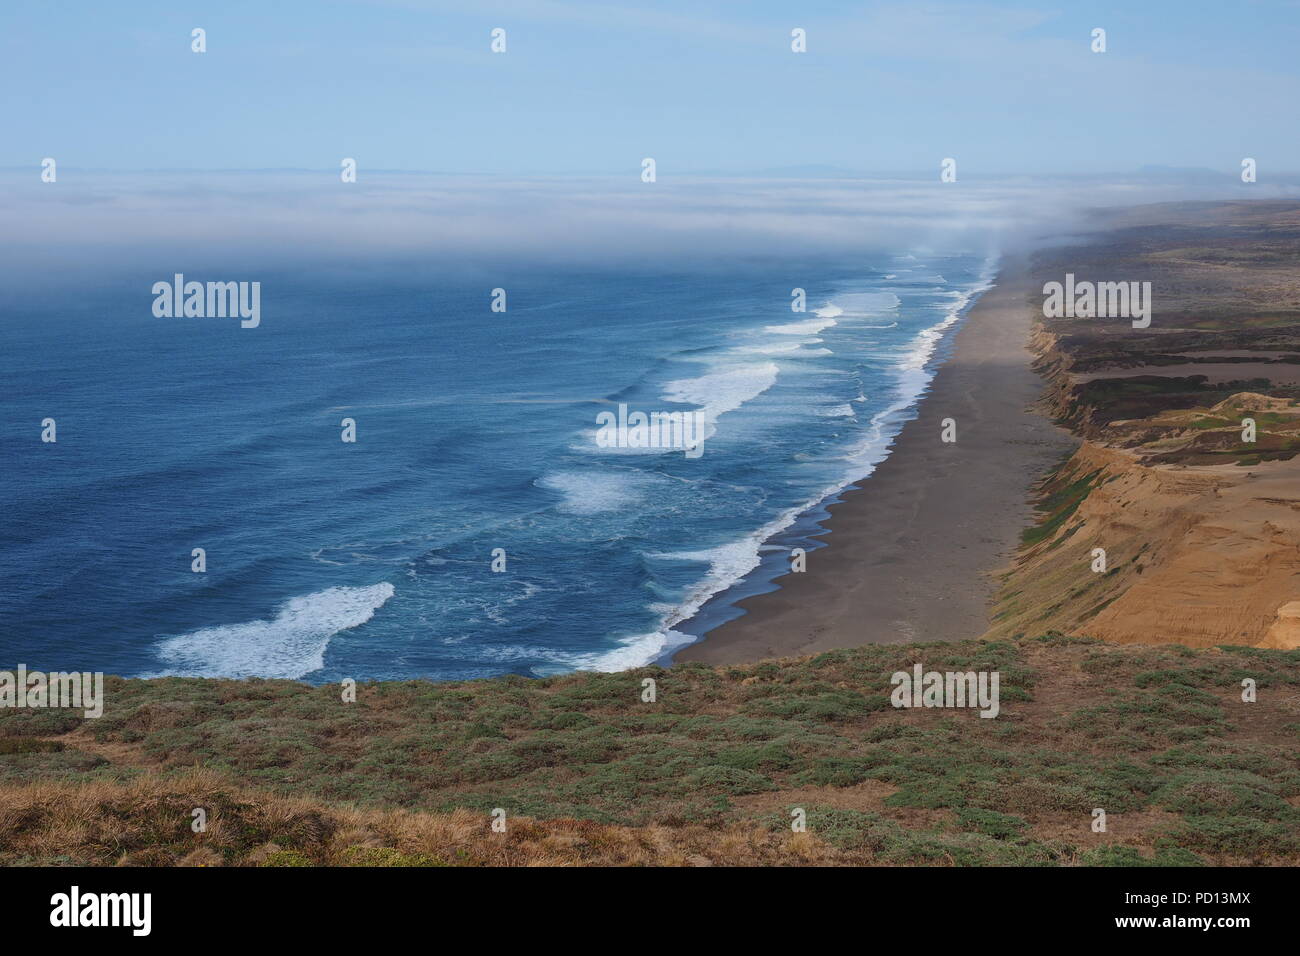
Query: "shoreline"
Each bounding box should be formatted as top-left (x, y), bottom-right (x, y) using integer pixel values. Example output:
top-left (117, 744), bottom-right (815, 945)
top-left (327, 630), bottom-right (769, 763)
top-left (673, 255), bottom-right (1076, 665)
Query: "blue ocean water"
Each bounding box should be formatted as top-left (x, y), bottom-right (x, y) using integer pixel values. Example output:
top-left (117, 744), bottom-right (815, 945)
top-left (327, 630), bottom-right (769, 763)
top-left (1, 252), bottom-right (992, 681)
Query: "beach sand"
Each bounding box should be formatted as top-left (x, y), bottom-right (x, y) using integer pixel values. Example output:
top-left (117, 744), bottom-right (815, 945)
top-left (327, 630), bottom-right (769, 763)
top-left (675, 256), bottom-right (1076, 665)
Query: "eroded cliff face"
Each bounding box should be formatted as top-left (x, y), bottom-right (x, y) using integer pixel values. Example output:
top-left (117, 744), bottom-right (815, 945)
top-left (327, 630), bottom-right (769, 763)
top-left (1262, 601), bottom-right (1300, 649)
top-left (989, 442), bottom-right (1300, 649)
top-left (992, 205), bottom-right (1300, 650)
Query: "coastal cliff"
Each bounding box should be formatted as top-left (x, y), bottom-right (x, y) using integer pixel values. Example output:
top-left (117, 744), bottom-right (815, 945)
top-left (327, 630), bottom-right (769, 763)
top-left (990, 202), bottom-right (1300, 649)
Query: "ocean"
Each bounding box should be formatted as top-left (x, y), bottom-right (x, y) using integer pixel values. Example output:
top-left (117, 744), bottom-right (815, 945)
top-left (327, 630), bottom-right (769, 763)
top-left (1, 251), bottom-right (993, 681)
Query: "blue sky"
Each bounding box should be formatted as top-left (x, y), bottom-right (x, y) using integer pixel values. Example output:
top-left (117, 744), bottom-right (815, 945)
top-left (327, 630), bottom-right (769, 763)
top-left (5, 0), bottom-right (1300, 176)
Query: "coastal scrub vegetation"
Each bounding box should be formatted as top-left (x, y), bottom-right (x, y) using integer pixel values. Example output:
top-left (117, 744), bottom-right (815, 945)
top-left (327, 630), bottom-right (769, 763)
top-left (2, 636), bottom-right (1296, 866)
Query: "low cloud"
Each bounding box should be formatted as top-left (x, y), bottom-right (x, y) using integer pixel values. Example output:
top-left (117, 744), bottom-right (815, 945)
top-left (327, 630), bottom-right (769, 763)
top-left (0, 171), bottom-right (1289, 293)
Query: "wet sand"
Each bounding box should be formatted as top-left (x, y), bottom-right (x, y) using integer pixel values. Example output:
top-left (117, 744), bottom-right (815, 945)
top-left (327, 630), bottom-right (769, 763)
top-left (675, 256), bottom-right (1076, 665)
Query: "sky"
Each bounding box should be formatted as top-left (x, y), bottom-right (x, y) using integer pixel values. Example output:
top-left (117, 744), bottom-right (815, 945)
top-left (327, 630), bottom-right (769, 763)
top-left (4, 0), bottom-right (1300, 176)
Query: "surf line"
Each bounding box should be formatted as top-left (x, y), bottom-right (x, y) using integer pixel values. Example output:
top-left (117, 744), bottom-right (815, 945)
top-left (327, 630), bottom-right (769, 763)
top-left (595, 403), bottom-right (707, 458)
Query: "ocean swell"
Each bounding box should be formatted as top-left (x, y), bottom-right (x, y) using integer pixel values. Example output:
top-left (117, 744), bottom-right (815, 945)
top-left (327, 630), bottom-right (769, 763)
top-left (153, 582), bottom-right (396, 679)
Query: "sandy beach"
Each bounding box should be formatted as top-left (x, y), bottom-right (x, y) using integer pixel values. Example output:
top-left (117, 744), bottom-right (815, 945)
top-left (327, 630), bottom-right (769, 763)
top-left (675, 256), bottom-right (1076, 665)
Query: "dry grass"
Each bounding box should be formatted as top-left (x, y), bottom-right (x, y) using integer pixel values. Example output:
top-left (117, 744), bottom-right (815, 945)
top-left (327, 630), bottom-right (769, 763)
top-left (2, 636), bottom-right (1297, 867)
top-left (0, 769), bottom-right (853, 867)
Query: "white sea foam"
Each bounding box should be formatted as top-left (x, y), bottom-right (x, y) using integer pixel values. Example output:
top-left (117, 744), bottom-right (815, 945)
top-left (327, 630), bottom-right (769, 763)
top-left (818, 403), bottom-right (855, 417)
top-left (661, 361), bottom-right (779, 429)
top-left (826, 291), bottom-right (901, 315)
top-left (577, 501), bottom-right (818, 672)
top-left (764, 316), bottom-right (837, 335)
top-left (839, 257), bottom-right (999, 483)
top-left (733, 340), bottom-right (811, 355)
top-left (580, 255), bottom-right (1000, 672)
top-left (580, 358), bottom-right (780, 456)
top-left (153, 582), bottom-right (395, 679)
top-left (537, 470), bottom-right (646, 514)
top-left (573, 628), bottom-right (697, 673)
